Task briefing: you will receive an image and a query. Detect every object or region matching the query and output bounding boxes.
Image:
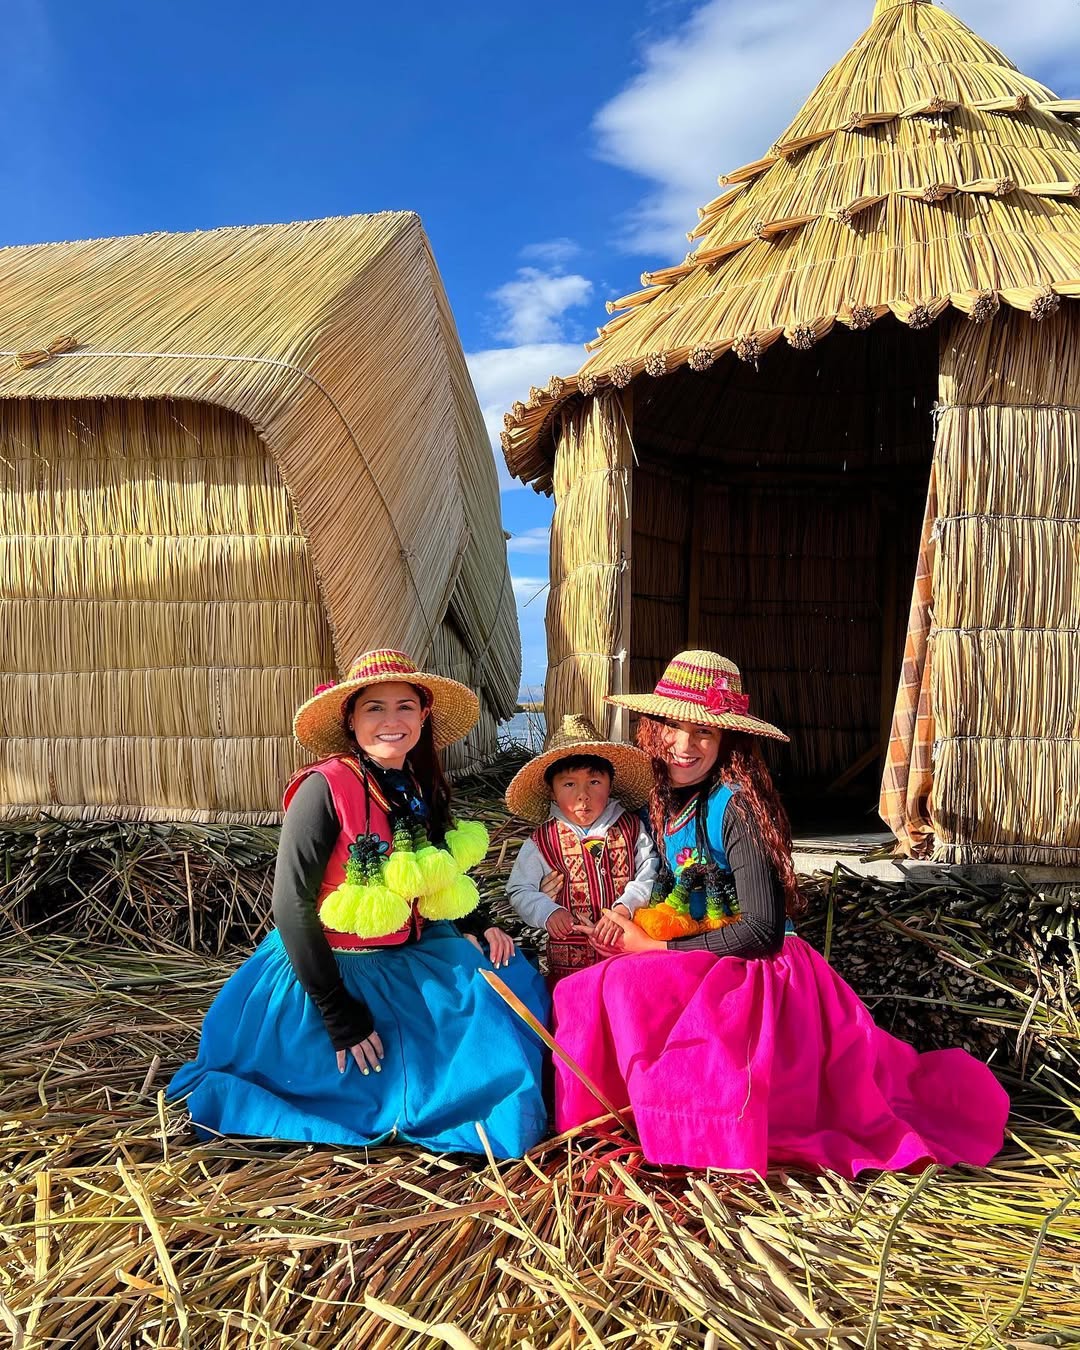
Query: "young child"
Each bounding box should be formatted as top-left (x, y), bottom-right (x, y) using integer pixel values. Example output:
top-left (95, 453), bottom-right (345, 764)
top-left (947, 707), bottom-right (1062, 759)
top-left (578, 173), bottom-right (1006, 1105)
top-left (505, 714), bottom-right (658, 984)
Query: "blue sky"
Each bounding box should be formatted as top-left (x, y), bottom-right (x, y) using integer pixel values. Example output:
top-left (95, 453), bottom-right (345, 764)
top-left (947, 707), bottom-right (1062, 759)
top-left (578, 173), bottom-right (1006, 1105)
top-left (4, 0), bottom-right (1077, 698)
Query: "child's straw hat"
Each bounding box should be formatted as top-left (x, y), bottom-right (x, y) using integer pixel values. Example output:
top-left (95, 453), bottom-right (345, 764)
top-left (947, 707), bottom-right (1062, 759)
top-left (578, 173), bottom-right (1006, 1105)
top-left (505, 713), bottom-right (653, 824)
top-left (606, 650), bottom-right (788, 742)
top-left (293, 649), bottom-right (479, 757)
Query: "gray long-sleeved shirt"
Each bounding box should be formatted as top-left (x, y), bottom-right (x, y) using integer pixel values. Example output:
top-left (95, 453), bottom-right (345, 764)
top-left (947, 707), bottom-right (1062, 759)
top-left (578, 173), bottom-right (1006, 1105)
top-left (506, 800), bottom-right (659, 930)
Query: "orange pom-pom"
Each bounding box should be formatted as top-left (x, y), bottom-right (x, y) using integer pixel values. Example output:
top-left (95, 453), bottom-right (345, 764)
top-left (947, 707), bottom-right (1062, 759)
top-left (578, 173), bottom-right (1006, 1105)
top-left (635, 904), bottom-right (705, 941)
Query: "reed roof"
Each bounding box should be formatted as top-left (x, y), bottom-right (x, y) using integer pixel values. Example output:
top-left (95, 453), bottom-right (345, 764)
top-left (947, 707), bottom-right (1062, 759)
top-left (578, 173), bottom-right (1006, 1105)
top-left (502, 0), bottom-right (1080, 491)
top-left (0, 213), bottom-right (519, 714)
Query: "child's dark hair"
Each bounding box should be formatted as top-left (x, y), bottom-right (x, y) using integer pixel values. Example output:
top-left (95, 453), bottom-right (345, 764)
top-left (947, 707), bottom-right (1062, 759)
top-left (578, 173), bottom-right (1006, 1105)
top-left (543, 754), bottom-right (615, 788)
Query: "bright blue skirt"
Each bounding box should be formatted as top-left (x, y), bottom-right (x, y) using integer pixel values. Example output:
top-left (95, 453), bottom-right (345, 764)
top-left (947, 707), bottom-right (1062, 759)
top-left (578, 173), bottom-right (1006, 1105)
top-left (168, 922), bottom-right (550, 1158)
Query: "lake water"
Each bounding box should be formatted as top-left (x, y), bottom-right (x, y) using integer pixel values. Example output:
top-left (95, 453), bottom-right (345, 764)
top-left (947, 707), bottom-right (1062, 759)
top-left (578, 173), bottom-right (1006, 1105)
top-left (499, 710), bottom-right (547, 753)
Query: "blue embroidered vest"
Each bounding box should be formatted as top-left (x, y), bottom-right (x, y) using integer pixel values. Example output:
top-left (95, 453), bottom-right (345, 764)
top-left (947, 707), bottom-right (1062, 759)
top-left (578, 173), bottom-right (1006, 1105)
top-left (655, 784), bottom-right (735, 921)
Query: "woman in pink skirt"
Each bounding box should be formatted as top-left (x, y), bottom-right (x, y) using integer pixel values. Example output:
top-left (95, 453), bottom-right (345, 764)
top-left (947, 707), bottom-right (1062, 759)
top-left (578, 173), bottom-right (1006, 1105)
top-left (553, 650), bottom-right (1009, 1177)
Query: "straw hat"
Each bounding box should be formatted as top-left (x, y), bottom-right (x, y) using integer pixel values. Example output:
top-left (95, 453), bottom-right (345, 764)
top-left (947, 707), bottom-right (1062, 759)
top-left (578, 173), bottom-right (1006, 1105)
top-left (293, 649), bottom-right (479, 757)
top-left (606, 650), bottom-right (788, 743)
top-left (505, 713), bottom-right (653, 824)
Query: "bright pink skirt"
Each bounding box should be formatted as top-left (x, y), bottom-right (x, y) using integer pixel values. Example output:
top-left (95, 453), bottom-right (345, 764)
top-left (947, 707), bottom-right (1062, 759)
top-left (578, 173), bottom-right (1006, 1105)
top-left (553, 936), bottom-right (1008, 1177)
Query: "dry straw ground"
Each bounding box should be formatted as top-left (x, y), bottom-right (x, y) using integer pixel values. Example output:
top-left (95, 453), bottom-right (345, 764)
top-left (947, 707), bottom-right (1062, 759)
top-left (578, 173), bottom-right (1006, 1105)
top-left (2, 769), bottom-right (1078, 1347)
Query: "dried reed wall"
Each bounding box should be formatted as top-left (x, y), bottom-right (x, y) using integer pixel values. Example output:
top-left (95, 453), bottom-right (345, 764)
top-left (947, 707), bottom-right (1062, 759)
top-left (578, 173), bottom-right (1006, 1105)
top-left (0, 398), bottom-right (335, 822)
top-left (543, 391), bottom-right (631, 740)
top-left (930, 309), bottom-right (1080, 862)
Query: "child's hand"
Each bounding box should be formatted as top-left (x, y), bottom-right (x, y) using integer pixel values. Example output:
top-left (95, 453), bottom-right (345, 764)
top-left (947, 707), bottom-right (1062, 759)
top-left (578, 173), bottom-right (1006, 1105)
top-left (546, 907), bottom-right (575, 938)
top-left (484, 926), bottom-right (515, 968)
top-left (540, 871), bottom-right (564, 901)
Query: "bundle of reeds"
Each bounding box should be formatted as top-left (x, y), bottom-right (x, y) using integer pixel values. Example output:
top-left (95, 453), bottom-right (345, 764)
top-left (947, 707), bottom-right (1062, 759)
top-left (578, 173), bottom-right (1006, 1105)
top-left (0, 756), bottom-right (536, 957)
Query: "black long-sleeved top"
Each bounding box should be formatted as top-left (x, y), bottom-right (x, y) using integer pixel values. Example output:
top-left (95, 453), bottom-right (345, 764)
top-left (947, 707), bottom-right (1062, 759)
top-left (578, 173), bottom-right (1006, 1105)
top-left (271, 773), bottom-right (493, 1050)
top-left (663, 794), bottom-right (788, 959)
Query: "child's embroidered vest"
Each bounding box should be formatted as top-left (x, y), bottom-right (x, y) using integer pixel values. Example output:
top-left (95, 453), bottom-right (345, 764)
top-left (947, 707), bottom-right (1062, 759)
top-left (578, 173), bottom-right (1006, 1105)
top-left (283, 755), bottom-right (421, 951)
top-left (662, 784), bottom-right (735, 919)
top-left (534, 810), bottom-right (639, 980)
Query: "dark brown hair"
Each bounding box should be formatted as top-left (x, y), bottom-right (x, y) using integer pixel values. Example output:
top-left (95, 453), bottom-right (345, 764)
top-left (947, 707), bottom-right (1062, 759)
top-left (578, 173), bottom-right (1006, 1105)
top-left (635, 716), bottom-right (803, 916)
top-left (543, 754), bottom-right (615, 788)
top-left (342, 683), bottom-right (453, 841)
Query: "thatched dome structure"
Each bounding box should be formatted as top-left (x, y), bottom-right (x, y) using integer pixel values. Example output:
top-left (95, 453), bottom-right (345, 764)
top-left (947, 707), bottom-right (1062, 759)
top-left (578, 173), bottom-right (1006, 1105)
top-left (0, 213), bottom-right (519, 822)
top-left (501, 0), bottom-right (1080, 863)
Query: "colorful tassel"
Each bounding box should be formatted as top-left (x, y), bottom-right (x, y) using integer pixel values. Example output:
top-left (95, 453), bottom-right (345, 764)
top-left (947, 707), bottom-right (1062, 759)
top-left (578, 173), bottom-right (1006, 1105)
top-left (635, 902), bottom-right (703, 941)
top-left (419, 872), bottom-right (481, 921)
top-left (383, 844), bottom-right (424, 899)
top-left (414, 842), bottom-right (461, 893)
top-left (321, 879), bottom-right (411, 938)
top-left (444, 819), bottom-right (489, 871)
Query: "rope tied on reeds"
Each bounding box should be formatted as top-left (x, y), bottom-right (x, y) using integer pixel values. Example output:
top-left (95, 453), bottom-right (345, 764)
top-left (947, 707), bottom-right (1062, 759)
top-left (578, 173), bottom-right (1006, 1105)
top-left (12, 335), bottom-right (78, 370)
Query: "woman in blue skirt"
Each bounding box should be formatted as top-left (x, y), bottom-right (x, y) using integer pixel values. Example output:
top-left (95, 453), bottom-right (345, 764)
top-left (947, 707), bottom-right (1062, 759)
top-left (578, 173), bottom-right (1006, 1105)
top-left (169, 650), bottom-right (549, 1158)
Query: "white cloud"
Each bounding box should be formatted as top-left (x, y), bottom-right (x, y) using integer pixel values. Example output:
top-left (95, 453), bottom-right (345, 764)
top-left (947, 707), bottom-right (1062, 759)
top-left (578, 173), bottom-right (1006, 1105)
top-left (466, 341), bottom-right (585, 490)
top-left (593, 0), bottom-right (1080, 257)
top-left (491, 267), bottom-right (593, 344)
top-left (520, 238), bottom-right (582, 267)
top-left (506, 526), bottom-right (551, 555)
top-left (511, 574), bottom-right (549, 603)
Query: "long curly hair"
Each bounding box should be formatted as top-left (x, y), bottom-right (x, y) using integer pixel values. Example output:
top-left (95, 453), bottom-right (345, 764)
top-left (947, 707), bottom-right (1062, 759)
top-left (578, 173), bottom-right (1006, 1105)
top-left (635, 717), bottom-right (803, 916)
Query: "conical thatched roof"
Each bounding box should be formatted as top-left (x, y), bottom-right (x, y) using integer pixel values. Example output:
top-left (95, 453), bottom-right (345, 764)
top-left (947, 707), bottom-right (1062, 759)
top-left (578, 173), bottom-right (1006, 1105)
top-left (0, 213), bottom-right (519, 718)
top-left (502, 0), bottom-right (1080, 490)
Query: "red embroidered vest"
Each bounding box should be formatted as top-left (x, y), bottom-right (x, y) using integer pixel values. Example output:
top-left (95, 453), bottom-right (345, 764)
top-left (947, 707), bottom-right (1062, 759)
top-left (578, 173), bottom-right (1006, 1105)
top-left (534, 810), bottom-right (639, 979)
top-left (282, 755), bottom-right (422, 951)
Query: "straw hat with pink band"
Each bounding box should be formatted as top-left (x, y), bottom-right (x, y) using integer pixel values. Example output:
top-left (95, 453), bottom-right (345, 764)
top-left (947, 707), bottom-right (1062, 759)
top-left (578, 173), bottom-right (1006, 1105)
top-left (606, 649), bottom-right (789, 743)
top-left (293, 649), bottom-right (480, 758)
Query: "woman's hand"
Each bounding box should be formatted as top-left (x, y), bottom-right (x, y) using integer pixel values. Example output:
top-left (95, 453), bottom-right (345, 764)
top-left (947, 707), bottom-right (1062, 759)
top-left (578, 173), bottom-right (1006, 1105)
top-left (484, 926), bottom-right (516, 968)
top-left (463, 928), bottom-right (516, 968)
top-left (540, 871), bottom-right (564, 902)
top-left (337, 1031), bottom-right (384, 1076)
top-left (590, 907), bottom-right (665, 954)
top-left (591, 903), bottom-right (630, 949)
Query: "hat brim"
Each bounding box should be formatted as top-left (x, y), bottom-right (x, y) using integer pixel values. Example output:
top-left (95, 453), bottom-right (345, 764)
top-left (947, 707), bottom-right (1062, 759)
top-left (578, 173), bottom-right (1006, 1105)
top-left (294, 670), bottom-right (480, 758)
top-left (606, 694), bottom-right (789, 743)
top-left (505, 739), bottom-right (654, 825)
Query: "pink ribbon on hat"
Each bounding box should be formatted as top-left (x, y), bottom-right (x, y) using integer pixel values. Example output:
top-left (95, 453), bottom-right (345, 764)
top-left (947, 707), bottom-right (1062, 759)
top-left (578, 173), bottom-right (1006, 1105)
top-left (312, 681), bottom-right (337, 696)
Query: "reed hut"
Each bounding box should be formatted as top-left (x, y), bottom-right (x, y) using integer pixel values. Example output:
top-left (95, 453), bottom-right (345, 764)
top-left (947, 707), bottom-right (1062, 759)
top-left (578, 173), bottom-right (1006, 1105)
top-left (501, 0), bottom-right (1080, 864)
top-left (0, 213), bottom-right (519, 823)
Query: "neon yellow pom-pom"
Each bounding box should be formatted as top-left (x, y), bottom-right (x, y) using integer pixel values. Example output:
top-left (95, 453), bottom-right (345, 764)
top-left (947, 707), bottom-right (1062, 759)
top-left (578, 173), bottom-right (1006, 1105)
top-left (444, 819), bottom-right (489, 871)
top-left (419, 872), bottom-right (480, 921)
top-left (321, 881), bottom-right (411, 938)
top-left (382, 848), bottom-right (424, 899)
top-left (414, 844), bottom-right (460, 893)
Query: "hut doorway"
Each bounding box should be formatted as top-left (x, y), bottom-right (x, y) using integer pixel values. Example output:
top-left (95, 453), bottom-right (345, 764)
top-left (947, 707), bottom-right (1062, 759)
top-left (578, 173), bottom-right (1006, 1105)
top-left (628, 323), bottom-right (937, 830)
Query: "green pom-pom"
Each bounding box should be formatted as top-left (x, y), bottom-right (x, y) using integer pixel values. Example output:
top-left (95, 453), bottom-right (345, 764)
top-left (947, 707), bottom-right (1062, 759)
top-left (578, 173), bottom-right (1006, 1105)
top-left (414, 844), bottom-right (460, 893)
top-left (320, 881), bottom-right (411, 938)
top-left (444, 819), bottom-right (489, 872)
top-left (383, 848), bottom-right (424, 898)
top-left (419, 872), bottom-right (480, 921)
